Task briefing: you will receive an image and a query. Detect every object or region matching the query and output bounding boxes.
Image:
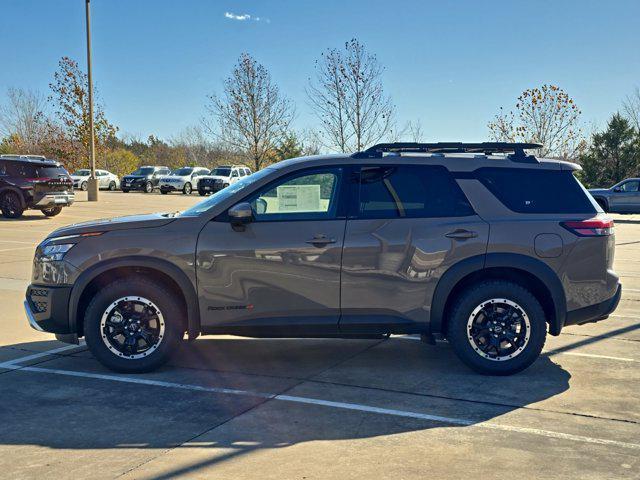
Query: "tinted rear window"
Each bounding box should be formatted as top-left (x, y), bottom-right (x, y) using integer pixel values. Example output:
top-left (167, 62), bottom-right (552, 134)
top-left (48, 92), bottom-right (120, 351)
top-left (3, 161), bottom-right (67, 178)
top-left (357, 165), bottom-right (475, 218)
top-left (476, 168), bottom-right (597, 214)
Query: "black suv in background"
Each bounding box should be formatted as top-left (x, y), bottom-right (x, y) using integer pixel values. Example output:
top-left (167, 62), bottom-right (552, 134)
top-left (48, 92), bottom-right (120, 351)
top-left (0, 155), bottom-right (74, 218)
top-left (121, 166), bottom-right (171, 193)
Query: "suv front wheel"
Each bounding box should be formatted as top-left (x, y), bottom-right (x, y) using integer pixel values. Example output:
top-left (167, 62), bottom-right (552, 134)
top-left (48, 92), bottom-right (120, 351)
top-left (84, 278), bottom-right (183, 373)
top-left (447, 280), bottom-right (546, 375)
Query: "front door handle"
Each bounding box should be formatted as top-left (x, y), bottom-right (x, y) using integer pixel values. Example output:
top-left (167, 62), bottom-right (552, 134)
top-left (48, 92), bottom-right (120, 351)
top-left (305, 235), bottom-right (336, 247)
top-left (445, 229), bottom-right (478, 240)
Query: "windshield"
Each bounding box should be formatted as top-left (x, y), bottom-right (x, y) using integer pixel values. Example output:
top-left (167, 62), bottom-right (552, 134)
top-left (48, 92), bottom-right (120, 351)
top-left (210, 167), bottom-right (231, 176)
top-left (131, 167), bottom-right (154, 176)
top-left (172, 167), bottom-right (194, 176)
top-left (73, 169), bottom-right (90, 176)
top-left (180, 168), bottom-right (272, 216)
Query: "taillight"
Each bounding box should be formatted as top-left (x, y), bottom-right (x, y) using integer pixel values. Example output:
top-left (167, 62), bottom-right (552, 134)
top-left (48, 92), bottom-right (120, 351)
top-left (561, 218), bottom-right (614, 237)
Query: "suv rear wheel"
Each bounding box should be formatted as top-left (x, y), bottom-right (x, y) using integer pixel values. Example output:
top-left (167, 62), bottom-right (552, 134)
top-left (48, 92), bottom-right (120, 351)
top-left (84, 278), bottom-right (183, 373)
top-left (183, 182), bottom-right (192, 195)
top-left (447, 280), bottom-right (546, 375)
top-left (0, 191), bottom-right (24, 218)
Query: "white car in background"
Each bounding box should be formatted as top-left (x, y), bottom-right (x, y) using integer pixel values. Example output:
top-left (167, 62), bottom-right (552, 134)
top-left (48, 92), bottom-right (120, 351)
top-left (71, 169), bottom-right (120, 191)
top-left (197, 165), bottom-right (252, 196)
top-left (158, 166), bottom-right (210, 195)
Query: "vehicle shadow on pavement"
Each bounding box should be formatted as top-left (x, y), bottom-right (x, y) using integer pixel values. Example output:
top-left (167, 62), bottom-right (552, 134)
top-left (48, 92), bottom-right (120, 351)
top-left (0, 338), bottom-right (571, 477)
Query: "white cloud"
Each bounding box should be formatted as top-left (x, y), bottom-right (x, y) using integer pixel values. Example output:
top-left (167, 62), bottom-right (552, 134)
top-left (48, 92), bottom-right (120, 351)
top-left (224, 12), bottom-right (270, 23)
top-left (225, 12), bottom-right (251, 21)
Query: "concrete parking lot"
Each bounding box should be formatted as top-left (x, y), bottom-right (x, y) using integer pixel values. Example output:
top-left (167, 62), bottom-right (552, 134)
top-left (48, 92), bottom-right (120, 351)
top-left (1, 191), bottom-right (639, 479)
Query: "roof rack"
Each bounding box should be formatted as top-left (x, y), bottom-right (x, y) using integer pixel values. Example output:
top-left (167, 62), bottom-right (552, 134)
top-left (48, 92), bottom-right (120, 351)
top-left (351, 142), bottom-right (543, 163)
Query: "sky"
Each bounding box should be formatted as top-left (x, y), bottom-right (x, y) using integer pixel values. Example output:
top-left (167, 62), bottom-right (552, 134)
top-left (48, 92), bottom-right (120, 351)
top-left (1, 0), bottom-right (639, 144)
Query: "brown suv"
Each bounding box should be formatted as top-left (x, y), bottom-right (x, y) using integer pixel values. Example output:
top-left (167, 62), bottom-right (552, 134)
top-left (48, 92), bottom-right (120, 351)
top-left (24, 143), bottom-right (621, 375)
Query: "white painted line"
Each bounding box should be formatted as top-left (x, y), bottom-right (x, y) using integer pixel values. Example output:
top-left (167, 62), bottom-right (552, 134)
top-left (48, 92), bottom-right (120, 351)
top-left (610, 313), bottom-right (640, 320)
top-left (2, 343), bottom-right (639, 451)
top-left (0, 343), bottom-right (84, 368)
top-left (623, 288), bottom-right (640, 293)
top-left (0, 246), bottom-right (34, 253)
top-left (393, 335), bottom-right (639, 363)
top-left (549, 351), bottom-right (638, 362)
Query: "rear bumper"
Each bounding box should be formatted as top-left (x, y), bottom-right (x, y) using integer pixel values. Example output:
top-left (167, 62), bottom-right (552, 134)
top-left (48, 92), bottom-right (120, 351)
top-left (564, 283), bottom-right (622, 327)
top-left (24, 285), bottom-right (73, 334)
top-left (34, 192), bottom-right (74, 208)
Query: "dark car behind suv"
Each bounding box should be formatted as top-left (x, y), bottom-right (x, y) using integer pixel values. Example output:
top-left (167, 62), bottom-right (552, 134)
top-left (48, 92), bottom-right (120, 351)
top-left (121, 166), bottom-right (171, 193)
top-left (0, 155), bottom-right (74, 218)
top-left (24, 143), bottom-right (621, 375)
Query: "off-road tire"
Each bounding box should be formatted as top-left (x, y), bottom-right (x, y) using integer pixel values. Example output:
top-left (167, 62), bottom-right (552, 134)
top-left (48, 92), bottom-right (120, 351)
top-left (447, 280), bottom-right (547, 376)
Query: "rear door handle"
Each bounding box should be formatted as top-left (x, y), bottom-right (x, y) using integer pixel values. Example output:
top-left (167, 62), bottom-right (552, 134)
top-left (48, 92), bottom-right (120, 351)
top-left (305, 235), bottom-right (336, 247)
top-left (445, 229), bottom-right (478, 240)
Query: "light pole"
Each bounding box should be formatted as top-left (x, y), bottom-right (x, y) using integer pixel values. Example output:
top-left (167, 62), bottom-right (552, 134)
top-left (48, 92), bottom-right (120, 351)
top-left (85, 0), bottom-right (98, 201)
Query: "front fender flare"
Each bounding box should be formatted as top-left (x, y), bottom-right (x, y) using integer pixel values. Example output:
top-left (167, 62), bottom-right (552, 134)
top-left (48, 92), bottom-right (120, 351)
top-left (68, 256), bottom-right (200, 339)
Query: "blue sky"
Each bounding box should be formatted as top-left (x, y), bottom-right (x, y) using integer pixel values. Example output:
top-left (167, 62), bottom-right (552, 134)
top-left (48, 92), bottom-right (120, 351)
top-left (2, 0), bottom-right (639, 143)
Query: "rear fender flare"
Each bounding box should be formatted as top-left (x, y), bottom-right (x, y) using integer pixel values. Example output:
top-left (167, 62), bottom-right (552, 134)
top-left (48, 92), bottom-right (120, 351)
top-left (430, 253), bottom-right (566, 336)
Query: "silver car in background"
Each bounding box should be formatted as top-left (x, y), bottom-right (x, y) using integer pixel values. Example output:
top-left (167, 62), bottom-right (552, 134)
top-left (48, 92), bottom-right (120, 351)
top-left (589, 178), bottom-right (640, 213)
top-left (71, 169), bottom-right (120, 191)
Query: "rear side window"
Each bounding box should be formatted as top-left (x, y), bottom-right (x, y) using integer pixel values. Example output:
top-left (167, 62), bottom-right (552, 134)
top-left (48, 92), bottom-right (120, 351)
top-left (476, 168), bottom-right (597, 214)
top-left (3, 161), bottom-right (66, 178)
top-left (356, 165), bottom-right (475, 218)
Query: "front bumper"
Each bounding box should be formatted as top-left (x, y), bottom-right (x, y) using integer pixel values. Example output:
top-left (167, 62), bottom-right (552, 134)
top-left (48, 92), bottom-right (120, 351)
top-left (564, 283), bottom-right (622, 327)
top-left (160, 184), bottom-right (180, 191)
top-left (121, 180), bottom-right (148, 190)
top-left (24, 285), bottom-right (73, 334)
top-left (34, 192), bottom-right (75, 208)
top-left (199, 181), bottom-right (224, 193)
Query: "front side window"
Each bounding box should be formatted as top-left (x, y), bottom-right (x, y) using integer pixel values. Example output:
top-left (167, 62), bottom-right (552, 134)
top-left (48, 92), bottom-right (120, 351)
top-left (619, 180), bottom-right (639, 192)
top-left (356, 165), bottom-right (474, 218)
top-left (247, 168), bottom-right (342, 221)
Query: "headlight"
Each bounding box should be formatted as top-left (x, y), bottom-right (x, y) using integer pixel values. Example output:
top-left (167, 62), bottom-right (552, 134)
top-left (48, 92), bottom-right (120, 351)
top-left (41, 243), bottom-right (75, 261)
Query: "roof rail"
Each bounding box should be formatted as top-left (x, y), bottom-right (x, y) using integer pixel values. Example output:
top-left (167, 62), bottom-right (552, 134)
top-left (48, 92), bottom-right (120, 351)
top-left (352, 142), bottom-right (543, 163)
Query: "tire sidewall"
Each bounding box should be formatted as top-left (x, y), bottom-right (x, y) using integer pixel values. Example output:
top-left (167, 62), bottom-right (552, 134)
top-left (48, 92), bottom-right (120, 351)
top-left (183, 182), bottom-right (192, 194)
top-left (1, 191), bottom-right (24, 218)
top-left (145, 182), bottom-right (153, 193)
top-left (84, 279), bottom-right (183, 373)
top-left (81, 181), bottom-right (88, 191)
top-left (447, 281), bottom-right (547, 375)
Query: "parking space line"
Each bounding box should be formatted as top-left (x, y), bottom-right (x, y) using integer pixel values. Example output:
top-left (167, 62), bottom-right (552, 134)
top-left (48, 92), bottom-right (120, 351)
top-left (0, 362), bottom-right (637, 451)
top-left (391, 335), bottom-right (639, 363)
top-left (0, 343), bottom-right (85, 368)
top-left (549, 351), bottom-right (638, 362)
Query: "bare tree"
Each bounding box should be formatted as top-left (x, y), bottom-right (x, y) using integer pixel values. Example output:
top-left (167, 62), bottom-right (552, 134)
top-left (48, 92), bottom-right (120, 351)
top-left (307, 39), bottom-right (394, 153)
top-left (306, 48), bottom-right (351, 152)
top-left (623, 86), bottom-right (640, 132)
top-left (488, 84), bottom-right (585, 160)
top-left (0, 87), bottom-right (48, 152)
top-left (204, 53), bottom-right (294, 171)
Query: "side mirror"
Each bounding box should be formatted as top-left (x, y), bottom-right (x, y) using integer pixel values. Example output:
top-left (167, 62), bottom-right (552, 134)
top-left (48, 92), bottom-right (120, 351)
top-left (228, 202), bottom-right (254, 227)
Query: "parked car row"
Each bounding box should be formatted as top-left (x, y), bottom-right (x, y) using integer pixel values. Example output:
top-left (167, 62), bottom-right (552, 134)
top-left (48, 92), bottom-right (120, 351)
top-left (120, 164), bottom-right (253, 195)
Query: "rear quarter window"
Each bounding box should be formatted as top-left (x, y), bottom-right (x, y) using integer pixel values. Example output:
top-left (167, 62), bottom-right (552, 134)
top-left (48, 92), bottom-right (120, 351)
top-left (476, 167), bottom-right (597, 214)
